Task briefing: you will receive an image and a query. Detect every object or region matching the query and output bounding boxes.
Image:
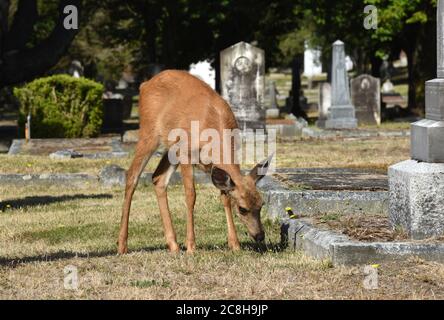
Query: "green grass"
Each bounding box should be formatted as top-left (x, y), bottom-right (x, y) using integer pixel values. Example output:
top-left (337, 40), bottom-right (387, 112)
top-left (393, 84), bottom-right (409, 99)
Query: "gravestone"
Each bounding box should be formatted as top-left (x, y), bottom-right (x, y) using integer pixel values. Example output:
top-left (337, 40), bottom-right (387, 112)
top-left (316, 82), bottom-right (331, 128)
top-left (351, 75), bottom-right (381, 125)
top-left (389, 0), bottom-right (444, 239)
top-left (266, 80), bottom-right (280, 119)
top-left (325, 40), bottom-right (358, 129)
top-left (68, 60), bottom-right (84, 78)
top-left (381, 79), bottom-right (395, 94)
top-left (220, 42), bottom-right (266, 131)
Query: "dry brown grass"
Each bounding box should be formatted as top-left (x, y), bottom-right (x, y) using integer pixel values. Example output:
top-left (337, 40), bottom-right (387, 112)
top-left (276, 137), bottom-right (409, 170)
top-left (313, 214), bottom-right (408, 242)
top-left (313, 213), bottom-right (444, 243)
top-left (0, 137), bottom-right (410, 175)
top-left (1, 184), bottom-right (444, 299)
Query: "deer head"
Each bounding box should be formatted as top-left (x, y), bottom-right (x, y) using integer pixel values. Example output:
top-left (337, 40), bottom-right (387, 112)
top-left (211, 155), bottom-right (273, 242)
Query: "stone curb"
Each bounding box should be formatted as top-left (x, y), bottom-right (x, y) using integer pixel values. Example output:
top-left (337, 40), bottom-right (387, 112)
top-left (0, 173), bottom-right (98, 187)
top-left (284, 219), bottom-right (444, 265)
top-left (7, 138), bottom-right (129, 158)
top-left (301, 128), bottom-right (410, 139)
top-left (0, 166), bottom-right (279, 188)
top-left (7, 139), bottom-right (23, 155)
top-left (266, 189), bottom-right (388, 219)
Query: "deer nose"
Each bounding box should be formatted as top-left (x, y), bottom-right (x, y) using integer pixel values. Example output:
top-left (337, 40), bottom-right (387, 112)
top-left (254, 232), bottom-right (265, 242)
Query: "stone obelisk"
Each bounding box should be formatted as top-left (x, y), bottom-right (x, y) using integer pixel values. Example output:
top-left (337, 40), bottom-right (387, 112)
top-left (389, 0), bottom-right (444, 239)
top-left (325, 40), bottom-right (358, 129)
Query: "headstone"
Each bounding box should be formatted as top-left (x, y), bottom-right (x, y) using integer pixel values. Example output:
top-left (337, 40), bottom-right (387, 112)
top-left (325, 40), bottom-right (358, 129)
top-left (389, 0), bottom-right (444, 239)
top-left (68, 60), bottom-right (84, 78)
top-left (266, 81), bottom-right (280, 119)
top-left (351, 74), bottom-right (381, 125)
top-left (220, 42), bottom-right (266, 131)
top-left (316, 82), bottom-right (331, 128)
top-left (100, 165), bottom-right (126, 187)
top-left (381, 79), bottom-right (394, 93)
top-left (49, 149), bottom-right (84, 160)
top-left (303, 44), bottom-right (322, 77)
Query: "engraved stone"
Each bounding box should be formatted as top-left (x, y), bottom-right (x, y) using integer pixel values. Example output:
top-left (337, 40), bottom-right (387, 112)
top-left (425, 79), bottom-right (444, 121)
top-left (325, 40), bottom-right (357, 129)
top-left (220, 42), bottom-right (266, 131)
top-left (351, 74), bottom-right (381, 125)
top-left (411, 119), bottom-right (444, 162)
top-left (316, 82), bottom-right (331, 128)
top-left (390, 0), bottom-right (444, 240)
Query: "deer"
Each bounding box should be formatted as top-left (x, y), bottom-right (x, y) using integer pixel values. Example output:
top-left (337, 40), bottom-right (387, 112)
top-left (118, 70), bottom-right (272, 255)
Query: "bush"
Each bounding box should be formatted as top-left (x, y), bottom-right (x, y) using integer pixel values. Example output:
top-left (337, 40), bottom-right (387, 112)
top-left (14, 75), bottom-right (104, 138)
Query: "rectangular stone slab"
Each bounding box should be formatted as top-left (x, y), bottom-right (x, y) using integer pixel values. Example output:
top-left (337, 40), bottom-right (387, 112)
top-left (425, 79), bottom-right (444, 121)
top-left (411, 119), bottom-right (444, 162)
top-left (389, 160), bottom-right (444, 239)
top-left (283, 219), bottom-right (444, 266)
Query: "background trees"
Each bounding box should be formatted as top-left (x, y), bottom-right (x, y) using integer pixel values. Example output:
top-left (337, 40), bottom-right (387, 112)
top-left (0, 0), bottom-right (439, 112)
top-left (0, 0), bottom-right (86, 88)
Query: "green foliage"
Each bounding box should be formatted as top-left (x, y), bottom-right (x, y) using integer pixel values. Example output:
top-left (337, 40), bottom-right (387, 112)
top-left (14, 75), bottom-right (104, 138)
top-left (366, 0), bottom-right (437, 52)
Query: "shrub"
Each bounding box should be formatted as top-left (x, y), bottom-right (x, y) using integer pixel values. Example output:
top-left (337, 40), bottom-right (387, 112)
top-left (14, 75), bottom-right (104, 138)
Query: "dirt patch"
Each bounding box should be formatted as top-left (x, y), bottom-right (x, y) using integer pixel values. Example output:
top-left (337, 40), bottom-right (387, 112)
top-left (273, 168), bottom-right (388, 191)
top-left (311, 213), bottom-right (444, 243)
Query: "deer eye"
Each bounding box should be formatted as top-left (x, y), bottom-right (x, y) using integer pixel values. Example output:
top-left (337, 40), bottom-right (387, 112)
top-left (238, 207), bottom-right (248, 215)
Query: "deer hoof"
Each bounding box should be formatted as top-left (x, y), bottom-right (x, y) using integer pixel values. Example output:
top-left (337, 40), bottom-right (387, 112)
top-left (169, 243), bottom-right (180, 254)
top-left (117, 244), bottom-right (128, 255)
top-left (186, 243), bottom-right (196, 254)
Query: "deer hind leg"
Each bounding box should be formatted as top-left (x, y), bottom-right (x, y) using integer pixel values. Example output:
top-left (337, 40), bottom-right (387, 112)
top-left (180, 164), bottom-right (196, 254)
top-left (118, 139), bottom-right (158, 254)
top-left (221, 191), bottom-right (241, 251)
top-left (152, 153), bottom-right (179, 253)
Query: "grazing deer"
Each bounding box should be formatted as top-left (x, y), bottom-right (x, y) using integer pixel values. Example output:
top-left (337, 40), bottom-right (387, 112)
top-left (118, 70), bottom-right (272, 254)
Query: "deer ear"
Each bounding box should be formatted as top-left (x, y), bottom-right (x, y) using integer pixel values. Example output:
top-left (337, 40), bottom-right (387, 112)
top-left (250, 154), bottom-right (274, 183)
top-left (211, 167), bottom-right (235, 191)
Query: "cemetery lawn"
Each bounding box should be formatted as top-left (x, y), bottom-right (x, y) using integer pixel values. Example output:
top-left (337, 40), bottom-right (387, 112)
top-left (0, 137), bottom-right (409, 174)
top-left (1, 184), bottom-right (444, 299)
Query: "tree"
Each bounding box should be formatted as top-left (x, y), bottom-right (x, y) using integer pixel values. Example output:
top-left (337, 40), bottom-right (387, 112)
top-left (366, 0), bottom-right (437, 110)
top-left (0, 0), bottom-right (84, 89)
top-left (97, 0), bottom-right (298, 88)
top-left (274, 8), bottom-right (312, 117)
top-left (305, 0), bottom-right (383, 78)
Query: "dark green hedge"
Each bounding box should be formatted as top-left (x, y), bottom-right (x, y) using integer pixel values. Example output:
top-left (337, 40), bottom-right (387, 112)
top-left (14, 75), bottom-right (104, 138)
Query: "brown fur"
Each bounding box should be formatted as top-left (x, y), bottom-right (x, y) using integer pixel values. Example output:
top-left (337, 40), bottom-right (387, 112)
top-left (118, 70), bottom-right (266, 254)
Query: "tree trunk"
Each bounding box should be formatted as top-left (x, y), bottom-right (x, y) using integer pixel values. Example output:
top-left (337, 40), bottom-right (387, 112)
top-left (405, 46), bottom-right (417, 112)
top-left (5, 0), bottom-right (38, 52)
top-left (291, 55), bottom-right (307, 118)
top-left (0, 0), bottom-right (81, 88)
top-left (370, 55), bottom-right (382, 78)
top-left (0, 0), bottom-right (9, 57)
top-left (214, 49), bottom-right (221, 94)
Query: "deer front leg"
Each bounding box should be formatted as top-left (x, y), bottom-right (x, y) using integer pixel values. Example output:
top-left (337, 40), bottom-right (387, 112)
top-left (118, 140), bottom-right (157, 254)
top-left (153, 154), bottom-right (179, 253)
top-left (221, 191), bottom-right (241, 251)
top-left (180, 164), bottom-right (196, 254)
